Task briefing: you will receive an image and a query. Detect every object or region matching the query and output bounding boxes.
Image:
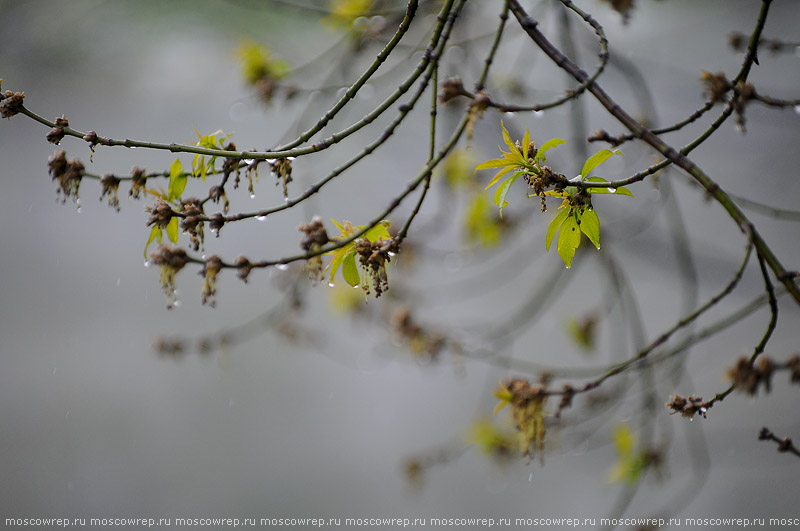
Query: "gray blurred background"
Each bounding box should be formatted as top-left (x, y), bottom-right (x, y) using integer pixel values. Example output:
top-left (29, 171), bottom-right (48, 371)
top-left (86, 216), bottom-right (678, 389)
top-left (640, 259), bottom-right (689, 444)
top-left (1, 0), bottom-right (799, 528)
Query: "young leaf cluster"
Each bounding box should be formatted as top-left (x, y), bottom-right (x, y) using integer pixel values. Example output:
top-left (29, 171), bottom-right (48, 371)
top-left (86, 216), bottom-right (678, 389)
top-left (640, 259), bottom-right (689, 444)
top-left (541, 149), bottom-right (631, 268)
top-left (327, 219), bottom-right (392, 291)
top-left (235, 41), bottom-right (289, 86)
top-left (192, 129), bottom-right (234, 182)
top-left (478, 121), bottom-right (633, 268)
top-left (142, 159), bottom-right (190, 258)
top-left (323, 0), bottom-right (375, 31)
top-left (476, 120), bottom-right (565, 218)
top-left (608, 424), bottom-right (647, 485)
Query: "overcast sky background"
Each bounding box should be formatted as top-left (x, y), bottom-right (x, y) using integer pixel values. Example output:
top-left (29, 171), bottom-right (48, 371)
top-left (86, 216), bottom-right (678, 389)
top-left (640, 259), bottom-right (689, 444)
top-left (1, 0), bottom-right (799, 527)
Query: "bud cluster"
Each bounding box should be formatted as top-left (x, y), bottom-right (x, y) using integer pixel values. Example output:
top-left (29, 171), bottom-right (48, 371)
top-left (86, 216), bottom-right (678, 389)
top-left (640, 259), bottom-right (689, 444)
top-left (48, 150), bottom-right (84, 204)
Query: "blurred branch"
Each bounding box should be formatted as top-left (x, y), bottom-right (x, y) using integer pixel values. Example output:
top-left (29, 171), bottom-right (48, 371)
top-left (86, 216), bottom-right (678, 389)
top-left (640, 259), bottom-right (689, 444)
top-left (759, 428), bottom-right (800, 459)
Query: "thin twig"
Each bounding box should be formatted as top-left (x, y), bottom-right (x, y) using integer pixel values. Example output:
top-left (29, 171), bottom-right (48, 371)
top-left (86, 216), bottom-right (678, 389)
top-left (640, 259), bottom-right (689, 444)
top-left (759, 427), bottom-right (800, 459)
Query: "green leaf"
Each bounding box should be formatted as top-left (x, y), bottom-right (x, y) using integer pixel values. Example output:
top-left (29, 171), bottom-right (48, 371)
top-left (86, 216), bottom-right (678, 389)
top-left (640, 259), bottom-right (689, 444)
top-left (580, 149), bottom-right (622, 179)
top-left (144, 225), bottom-right (162, 259)
top-left (441, 148), bottom-right (476, 188)
top-left (364, 220), bottom-right (391, 242)
top-left (557, 213), bottom-right (581, 268)
top-left (540, 190), bottom-right (569, 199)
top-left (475, 158), bottom-right (511, 171)
top-left (493, 172), bottom-right (522, 218)
top-left (579, 208), bottom-right (600, 249)
top-left (614, 186), bottom-right (635, 197)
top-left (614, 423), bottom-right (635, 456)
top-left (330, 218), bottom-right (346, 234)
top-left (464, 192), bottom-right (502, 248)
top-left (521, 127), bottom-right (530, 159)
top-left (166, 216), bottom-right (179, 243)
top-left (546, 208), bottom-right (570, 251)
top-left (500, 120), bottom-right (515, 153)
top-left (535, 138), bottom-right (566, 164)
top-left (484, 164), bottom-right (515, 190)
top-left (609, 423), bottom-right (644, 485)
top-left (328, 251), bottom-right (346, 285)
top-left (192, 130), bottom-right (232, 183)
top-left (169, 158), bottom-right (182, 179)
top-left (168, 158), bottom-right (186, 200)
top-left (171, 174), bottom-right (187, 200)
top-left (191, 152), bottom-right (206, 178)
top-left (342, 252), bottom-right (360, 287)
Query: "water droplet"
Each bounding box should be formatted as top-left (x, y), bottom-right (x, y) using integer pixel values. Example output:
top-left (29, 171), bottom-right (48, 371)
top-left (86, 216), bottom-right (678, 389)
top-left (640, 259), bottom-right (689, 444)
top-left (794, 104), bottom-right (800, 115)
top-left (229, 101), bottom-right (248, 122)
top-left (144, 261), bottom-right (151, 267)
top-left (528, 473), bottom-right (533, 482)
top-left (443, 252), bottom-right (463, 272)
top-left (243, 158), bottom-right (255, 165)
top-left (249, 193), bottom-right (256, 199)
top-left (287, 156), bottom-right (296, 162)
top-left (266, 158), bottom-right (276, 164)
top-left (129, 145), bottom-right (137, 149)
top-left (533, 110), bottom-right (544, 118)
top-left (173, 300), bottom-right (182, 307)
top-left (211, 228), bottom-right (219, 237)
top-left (446, 45), bottom-right (466, 64)
top-left (284, 197), bottom-right (290, 203)
top-left (76, 207), bottom-right (82, 213)
top-left (368, 15), bottom-right (385, 30)
top-left (328, 282), bottom-right (335, 288)
top-left (387, 251), bottom-right (396, 257)
top-left (276, 263), bottom-right (289, 271)
top-left (256, 215), bottom-right (267, 222)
